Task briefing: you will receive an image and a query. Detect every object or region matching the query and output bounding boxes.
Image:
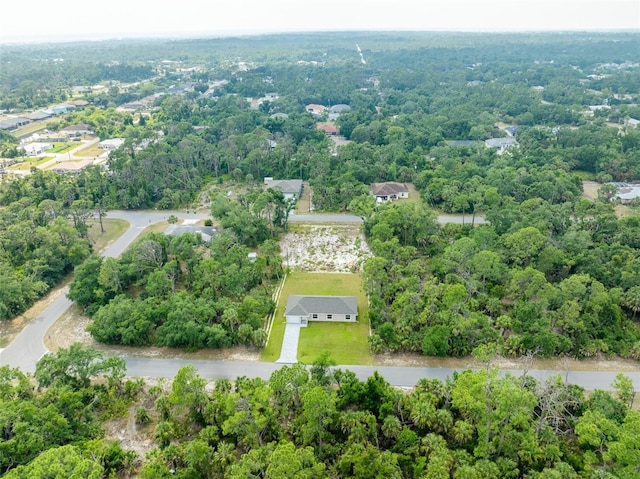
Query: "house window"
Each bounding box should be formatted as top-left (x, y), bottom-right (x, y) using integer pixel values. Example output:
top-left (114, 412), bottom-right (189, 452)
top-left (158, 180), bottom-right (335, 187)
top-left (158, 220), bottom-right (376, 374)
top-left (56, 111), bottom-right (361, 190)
top-left (312, 314), bottom-right (318, 319)
top-left (345, 315), bottom-right (351, 320)
top-left (327, 314), bottom-right (333, 319)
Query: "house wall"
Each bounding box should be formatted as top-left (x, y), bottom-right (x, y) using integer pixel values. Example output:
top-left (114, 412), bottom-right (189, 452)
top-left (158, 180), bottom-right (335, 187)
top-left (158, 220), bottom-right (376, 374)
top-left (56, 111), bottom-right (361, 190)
top-left (308, 313), bottom-right (357, 323)
top-left (286, 315), bottom-right (305, 324)
top-left (286, 313), bottom-right (357, 324)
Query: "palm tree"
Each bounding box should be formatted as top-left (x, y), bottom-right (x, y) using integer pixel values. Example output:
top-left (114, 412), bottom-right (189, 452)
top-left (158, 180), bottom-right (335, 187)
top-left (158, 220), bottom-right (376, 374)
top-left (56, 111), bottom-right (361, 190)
top-left (623, 286), bottom-right (640, 317)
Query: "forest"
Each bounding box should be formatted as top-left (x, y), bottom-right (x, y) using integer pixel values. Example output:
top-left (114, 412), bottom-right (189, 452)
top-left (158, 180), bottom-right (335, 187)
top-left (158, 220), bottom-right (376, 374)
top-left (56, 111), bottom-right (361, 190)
top-left (67, 229), bottom-right (279, 349)
top-left (1, 31), bottom-right (640, 477)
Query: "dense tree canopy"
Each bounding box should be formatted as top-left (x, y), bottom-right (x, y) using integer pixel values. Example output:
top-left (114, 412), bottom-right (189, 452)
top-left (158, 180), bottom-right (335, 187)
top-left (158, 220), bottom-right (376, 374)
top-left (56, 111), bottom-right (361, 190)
top-left (68, 230), bottom-right (278, 349)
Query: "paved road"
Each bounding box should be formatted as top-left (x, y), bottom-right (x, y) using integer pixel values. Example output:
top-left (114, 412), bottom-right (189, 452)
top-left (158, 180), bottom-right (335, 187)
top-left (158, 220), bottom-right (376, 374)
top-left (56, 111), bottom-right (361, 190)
top-left (2, 209), bottom-right (636, 392)
top-left (38, 137), bottom-right (101, 170)
top-left (123, 357), bottom-right (640, 390)
top-left (0, 211), bottom-right (208, 372)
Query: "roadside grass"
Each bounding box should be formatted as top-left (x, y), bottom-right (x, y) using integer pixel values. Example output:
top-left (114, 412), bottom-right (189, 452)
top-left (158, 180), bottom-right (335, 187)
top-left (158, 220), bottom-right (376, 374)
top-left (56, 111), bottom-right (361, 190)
top-left (87, 218), bottom-right (130, 253)
top-left (76, 143), bottom-right (104, 157)
top-left (9, 156), bottom-right (54, 170)
top-left (261, 271), bottom-right (372, 365)
top-left (50, 142), bottom-right (76, 154)
top-left (13, 119), bottom-right (57, 137)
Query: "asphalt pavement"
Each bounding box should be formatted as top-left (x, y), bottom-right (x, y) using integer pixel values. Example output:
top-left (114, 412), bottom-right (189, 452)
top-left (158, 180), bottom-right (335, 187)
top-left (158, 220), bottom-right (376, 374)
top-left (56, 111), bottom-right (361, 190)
top-left (122, 357), bottom-right (640, 390)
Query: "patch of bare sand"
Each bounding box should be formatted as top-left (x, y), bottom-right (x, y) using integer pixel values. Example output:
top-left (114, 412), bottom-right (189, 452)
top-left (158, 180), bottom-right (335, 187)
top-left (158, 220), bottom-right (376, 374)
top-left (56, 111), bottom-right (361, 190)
top-left (280, 224), bottom-right (372, 273)
top-left (103, 406), bottom-right (155, 460)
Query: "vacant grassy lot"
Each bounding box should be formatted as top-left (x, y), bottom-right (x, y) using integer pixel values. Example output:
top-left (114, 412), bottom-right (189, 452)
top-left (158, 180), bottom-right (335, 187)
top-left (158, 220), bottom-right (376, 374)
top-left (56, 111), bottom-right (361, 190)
top-left (9, 157), bottom-right (55, 170)
top-left (13, 119), bottom-right (57, 138)
top-left (49, 142), bottom-right (76, 154)
top-left (76, 143), bottom-right (104, 157)
top-left (262, 271), bottom-right (372, 364)
top-left (87, 218), bottom-right (130, 252)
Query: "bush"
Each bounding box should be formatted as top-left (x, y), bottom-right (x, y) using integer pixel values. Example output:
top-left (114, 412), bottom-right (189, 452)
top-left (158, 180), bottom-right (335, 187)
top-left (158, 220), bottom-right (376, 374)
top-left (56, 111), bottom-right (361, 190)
top-left (135, 407), bottom-right (151, 425)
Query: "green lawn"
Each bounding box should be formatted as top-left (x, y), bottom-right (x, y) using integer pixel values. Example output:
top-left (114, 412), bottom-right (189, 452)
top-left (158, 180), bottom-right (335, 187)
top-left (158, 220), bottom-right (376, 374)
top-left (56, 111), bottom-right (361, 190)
top-left (261, 272), bottom-right (372, 365)
top-left (87, 218), bottom-right (129, 253)
top-left (9, 156), bottom-right (54, 170)
top-left (50, 143), bottom-right (76, 154)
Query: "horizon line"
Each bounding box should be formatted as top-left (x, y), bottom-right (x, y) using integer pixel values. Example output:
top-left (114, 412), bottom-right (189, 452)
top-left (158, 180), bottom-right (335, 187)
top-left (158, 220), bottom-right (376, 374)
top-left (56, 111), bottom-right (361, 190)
top-left (2, 27), bottom-right (639, 46)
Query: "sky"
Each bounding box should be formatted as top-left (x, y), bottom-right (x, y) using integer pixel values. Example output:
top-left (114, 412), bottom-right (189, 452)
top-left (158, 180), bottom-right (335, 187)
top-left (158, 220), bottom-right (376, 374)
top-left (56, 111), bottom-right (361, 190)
top-left (1, 0), bottom-right (639, 43)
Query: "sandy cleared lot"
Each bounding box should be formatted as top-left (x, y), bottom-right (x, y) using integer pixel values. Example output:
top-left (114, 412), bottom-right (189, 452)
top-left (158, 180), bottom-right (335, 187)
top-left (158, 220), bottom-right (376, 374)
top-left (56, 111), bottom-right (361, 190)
top-left (280, 224), bottom-right (372, 272)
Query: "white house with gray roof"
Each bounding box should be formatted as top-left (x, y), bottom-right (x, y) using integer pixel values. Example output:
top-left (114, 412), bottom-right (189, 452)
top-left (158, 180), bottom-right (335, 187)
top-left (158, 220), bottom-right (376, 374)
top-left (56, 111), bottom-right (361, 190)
top-left (165, 224), bottom-right (217, 242)
top-left (264, 178), bottom-right (303, 200)
top-left (485, 137), bottom-right (519, 154)
top-left (284, 295), bottom-right (358, 327)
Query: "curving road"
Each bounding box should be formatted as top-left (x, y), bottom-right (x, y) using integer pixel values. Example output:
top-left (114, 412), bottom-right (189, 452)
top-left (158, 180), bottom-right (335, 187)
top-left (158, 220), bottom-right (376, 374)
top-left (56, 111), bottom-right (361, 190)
top-left (1, 210), bottom-right (636, 391)
top-left (0, 210), bottom-right (208, 373)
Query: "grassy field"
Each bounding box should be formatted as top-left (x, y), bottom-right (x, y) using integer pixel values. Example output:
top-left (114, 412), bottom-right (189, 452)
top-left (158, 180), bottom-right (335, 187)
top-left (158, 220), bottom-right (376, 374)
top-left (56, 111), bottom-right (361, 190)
top-left (261, 271), bottom-right (372, 365)
top-left (13, 119), bottom-right (58, 138)
top-left (49, 142), bottom-right (76, 154)
top-left (9, 156), bottom-right (55, 170)
top-left (76, 143), bottom-right (104, 157)
top-left (87, 218), bottom-right (130, 253)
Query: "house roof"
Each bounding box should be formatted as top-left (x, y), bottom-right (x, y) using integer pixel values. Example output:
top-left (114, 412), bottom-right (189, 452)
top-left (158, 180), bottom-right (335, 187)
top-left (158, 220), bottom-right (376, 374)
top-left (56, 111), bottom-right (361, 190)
top-left (25, 111), bottom-right (53, 120)
top-left (610, 183), bottom-right (640, 201)
top-left (265, 179), bottom-right (303, 196)
top-left (285, 295), bottom-right (358, 316)
top-left (49, 159), bottom-right (93, 173)
top-left (485, 137), bottom-right (518, 148)
top-left (330, 104), bottom-right (351, 113)
top-left (61, 123), bottom-right (91, 132)
top-left (164, 225), bottom-right (217, 242)
top-left (504, 125), bottom-right (519, 137)
top-left (0, 117), bottom-right (30, 129)
top-left (317, 124), bottom-right (338, 134)
top-left (371, 182), bottom-right (409, 196)
top-left (446, 140), bottom-right (482, 147)
top-left (306, 104), bottom-right (326, 113)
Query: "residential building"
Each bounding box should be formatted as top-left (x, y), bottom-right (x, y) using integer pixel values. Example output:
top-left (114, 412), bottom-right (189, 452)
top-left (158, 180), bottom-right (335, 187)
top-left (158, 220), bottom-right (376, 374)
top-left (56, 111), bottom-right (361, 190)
top-left (0, 117), bottom-right (30, 130)
top-left (284, 295), bottom-right (358, 327)
top-left (317, 124), bottom-right (338, 136)
top-left (371, 182), bottom-right (409, 202)
top-left (165, 225), bottom-right (217, 242)
top-left (98, 138), bottom-right (125, 150)
top-left (611, 183), bottom-right (640, 204)
top-left (60, 124), bottom-right (92, 137)
top-left (485, 137), bottom-right (519, 154)
top-left (306, 104), bottom-right (327, 116)
top-left (264, 178), bottom-right (303, 200)
top-left (22, 142), bottom-right (53, 156)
